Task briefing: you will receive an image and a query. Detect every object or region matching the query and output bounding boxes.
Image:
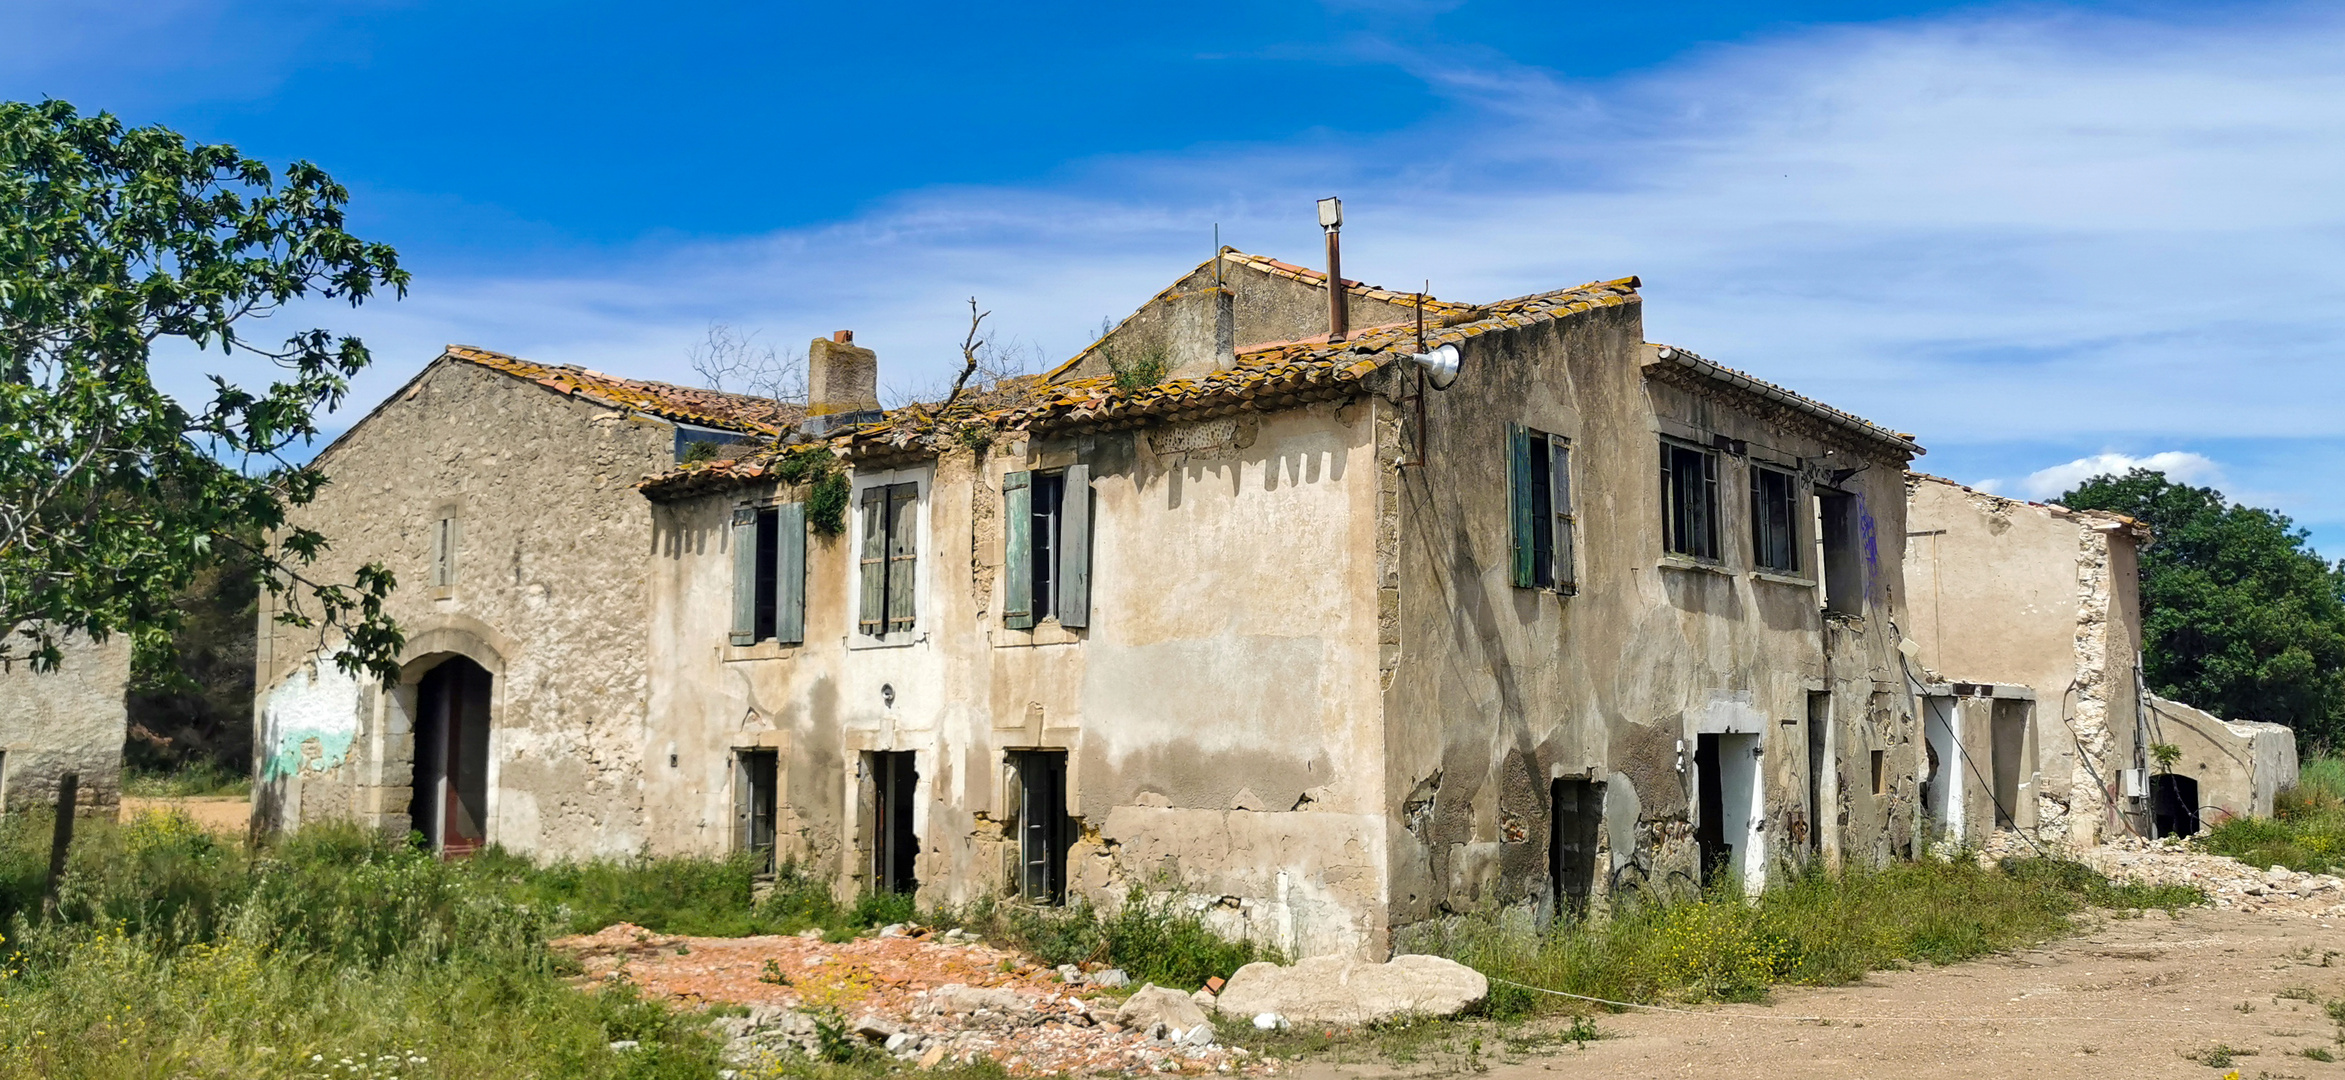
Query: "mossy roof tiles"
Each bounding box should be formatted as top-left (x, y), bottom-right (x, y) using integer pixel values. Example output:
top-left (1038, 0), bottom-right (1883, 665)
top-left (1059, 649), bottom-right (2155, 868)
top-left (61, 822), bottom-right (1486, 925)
top-left (446, 344), bottom-right (797, 434)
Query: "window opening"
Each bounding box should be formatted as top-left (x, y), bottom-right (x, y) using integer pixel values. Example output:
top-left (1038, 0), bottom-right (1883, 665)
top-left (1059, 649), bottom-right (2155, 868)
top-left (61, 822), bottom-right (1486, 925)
top-left (1750, 466), bottom-right (1801, 573)
top-left (1661, 440), bottom-right (1720, 561)
top-left (1031, 472), bottom-right (1064, 621)
top-left (1011, 750), bottom-right (1071, 905)
top-left (1550, 777), bottom-right (1600, 919)
top-left (735, 750), bottom-right (779, 871)
top-left (1870, 748), bottom-right (1887, 798)
top-left (1990, 700), bottom-right (2027, 830)
top-left (752, 508), bottom-right (779, 642)
top-left (859, 483), bottom-right (920, 637)
top-left (1817, 490), bottom-right (1863, 615)
top-left (411, 656), bottom-right (492, 856)
top-left (1806, 691), bottom-right (1830, 854)
top-left (868, 751), bottom-right (919, 893)
top-left (1509, 428), bottom-right (1576, 591)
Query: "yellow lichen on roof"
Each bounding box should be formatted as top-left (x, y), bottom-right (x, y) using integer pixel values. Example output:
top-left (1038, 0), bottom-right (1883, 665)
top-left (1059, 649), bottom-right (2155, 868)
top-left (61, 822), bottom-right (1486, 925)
top-left (446, 344), bottom-right (798, 434)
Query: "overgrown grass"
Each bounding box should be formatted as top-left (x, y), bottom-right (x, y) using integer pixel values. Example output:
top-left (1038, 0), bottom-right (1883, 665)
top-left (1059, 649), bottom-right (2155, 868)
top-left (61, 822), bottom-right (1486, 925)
top-left (1410, 856), bottom-right (2203, 1018)
top-left (121, 761), bottom-right (251, 798)
top-left (945, 887), bottom-right (1278, 989)
top-left (2204, 754), bottom-right (2345, 874)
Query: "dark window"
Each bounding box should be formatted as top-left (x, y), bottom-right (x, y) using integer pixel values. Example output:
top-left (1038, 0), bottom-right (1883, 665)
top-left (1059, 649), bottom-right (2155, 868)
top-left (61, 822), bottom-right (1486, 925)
top-left (859, 483), bottom-right (920, 637)
top-left (1750, 467), bottom-right (1801, 573)
top-left (735, 750), bottom-right (778, 870)
top-left (1550, 778), bottom-right (1600, 919)
top-left (1509, 427), bottom-right (1576, 591)
top-left (1004, 467), bottom-right (1092, 630)
top-left (868, 751), bottom-right (919, 893)
top-left (731, 503), bottom-right (806, 646)
top-left (1031, 472), bottom-right (1064, 621)
top-left (752, 508), bottom-right (779, 642)
top-left (1010, 750), bottom-right (1070, 905)
top-left (1661, 440), bottom-right (1720, 560)
top-left (1817, 490), bottom-right (1863, 615)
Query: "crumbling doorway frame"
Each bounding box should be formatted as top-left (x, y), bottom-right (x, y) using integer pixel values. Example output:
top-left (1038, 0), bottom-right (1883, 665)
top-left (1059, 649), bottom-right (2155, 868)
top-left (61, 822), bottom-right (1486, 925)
top-left (865, 750), bottom-right (919, 895)
top-left (1694, 722), bottom-right (1766, 895)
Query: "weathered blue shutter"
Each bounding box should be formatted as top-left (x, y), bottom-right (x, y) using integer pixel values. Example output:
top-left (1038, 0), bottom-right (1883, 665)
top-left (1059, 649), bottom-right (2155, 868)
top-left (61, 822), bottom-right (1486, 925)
top-left (858, 488), bottom-right (887, 636)
top-left (775, 502), bottom-right (806, 644)
top-left (1508, 424), bottom-right (1535, 588)
top-left (1550, 437), bottom-right (1575, 591)
top-left (1003, 471), bottom-right (1034, 630)
top-left (730, 505), bottom-right (758, 645)
top-left (1058, 463), bottom-right (1092, 629)
top-left (886, 484), bottom-right (919, 634)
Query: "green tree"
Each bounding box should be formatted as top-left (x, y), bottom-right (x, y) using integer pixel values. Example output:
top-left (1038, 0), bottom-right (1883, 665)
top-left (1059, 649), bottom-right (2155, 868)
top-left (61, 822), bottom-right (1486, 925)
top-left (2060, 468), bottom-right (2345, 747)
top-left (1, 100), bottom-right (406, 678)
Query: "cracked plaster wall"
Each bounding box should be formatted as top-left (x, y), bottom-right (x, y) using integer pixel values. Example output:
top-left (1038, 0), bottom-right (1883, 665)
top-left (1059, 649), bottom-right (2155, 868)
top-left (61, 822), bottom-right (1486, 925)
top-left (254, 357), bottom-right (673, 857)
top-left (0, 630), bottom-right (128, 813)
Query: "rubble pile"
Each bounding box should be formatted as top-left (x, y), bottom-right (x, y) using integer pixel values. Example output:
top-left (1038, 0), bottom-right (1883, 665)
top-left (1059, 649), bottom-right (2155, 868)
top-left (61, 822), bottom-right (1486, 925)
top-left (1979, 833), bottom-right (2345, 917)
top-left (552, 922), bottom-right (1271, 1075)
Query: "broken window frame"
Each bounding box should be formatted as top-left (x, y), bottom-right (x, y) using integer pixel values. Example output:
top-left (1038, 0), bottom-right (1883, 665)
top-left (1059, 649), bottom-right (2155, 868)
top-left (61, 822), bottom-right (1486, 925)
top-left (1508, 426), bottom-right (1577, 593)
top-left (733, 748), bottom-right (779, 871)
top-left (1659, 438), bottom-right (1721, 562)
top-left (1748, 464), bottom-right (1803, 575)
top-left (1004, 750), bottom-right (1071, 906)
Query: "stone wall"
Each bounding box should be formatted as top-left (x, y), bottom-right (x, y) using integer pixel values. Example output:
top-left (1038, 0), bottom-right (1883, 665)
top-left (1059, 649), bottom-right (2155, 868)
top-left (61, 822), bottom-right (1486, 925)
top-left (0, 631), bottom-right (129, 813)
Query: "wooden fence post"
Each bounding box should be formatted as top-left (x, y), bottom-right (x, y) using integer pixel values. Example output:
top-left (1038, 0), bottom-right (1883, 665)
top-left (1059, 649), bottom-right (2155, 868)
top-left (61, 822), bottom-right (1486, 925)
top-left (42, 771), bottom-right (78, 917)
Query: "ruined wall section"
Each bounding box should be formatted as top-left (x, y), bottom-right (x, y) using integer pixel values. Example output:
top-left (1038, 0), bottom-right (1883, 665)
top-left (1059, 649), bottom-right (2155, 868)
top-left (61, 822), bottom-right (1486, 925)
top-left (0, 630), bottom-right (129, 813)
top-left (647, 401), bottom-right (1391, 957)
top-left (256, 358), bottom-right (677, 857)
top-left (1385, 303), bottom-right (1919, 941)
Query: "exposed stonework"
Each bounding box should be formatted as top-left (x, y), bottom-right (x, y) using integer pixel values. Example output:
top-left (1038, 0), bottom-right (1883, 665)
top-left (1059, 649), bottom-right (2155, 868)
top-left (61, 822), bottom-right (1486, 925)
top-left (0, 630), bottom-right (128, 813)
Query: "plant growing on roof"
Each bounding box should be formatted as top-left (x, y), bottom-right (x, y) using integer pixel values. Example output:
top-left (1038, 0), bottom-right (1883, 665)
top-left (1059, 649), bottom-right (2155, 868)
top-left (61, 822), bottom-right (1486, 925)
top-left (771, 447), bottom-right (849, 537)
top-left (0, 100), bottom-right (407, 678)
top-left (2151, 742), bottom-right (2183, 773)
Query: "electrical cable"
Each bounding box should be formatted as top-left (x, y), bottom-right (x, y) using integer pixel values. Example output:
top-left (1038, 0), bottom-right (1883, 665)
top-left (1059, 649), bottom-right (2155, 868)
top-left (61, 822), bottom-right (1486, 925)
top-left (1895, 652), bottom-right (2052, 860)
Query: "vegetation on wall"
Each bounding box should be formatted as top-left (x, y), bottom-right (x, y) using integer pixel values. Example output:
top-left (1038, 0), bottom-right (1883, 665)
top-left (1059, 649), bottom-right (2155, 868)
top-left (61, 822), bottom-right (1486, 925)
top-left (2059, 469), bottom-right (2345, 749)
top-left (772, 448), bottom-right (851, 536)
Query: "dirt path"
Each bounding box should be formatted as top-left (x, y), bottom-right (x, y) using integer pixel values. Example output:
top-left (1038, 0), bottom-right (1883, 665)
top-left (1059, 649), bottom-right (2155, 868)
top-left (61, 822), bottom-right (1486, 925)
top-left (119, 795), bottom-right (249, 836)
top-left (1344, 907), bottom-right (2345, 1080)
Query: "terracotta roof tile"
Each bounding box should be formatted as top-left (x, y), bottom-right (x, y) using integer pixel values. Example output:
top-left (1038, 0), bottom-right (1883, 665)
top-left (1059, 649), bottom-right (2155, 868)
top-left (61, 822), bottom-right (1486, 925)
top-left (1644, 344), bottom-right (1920, 456)
top-left (446, 344), bottom-right (797, 434)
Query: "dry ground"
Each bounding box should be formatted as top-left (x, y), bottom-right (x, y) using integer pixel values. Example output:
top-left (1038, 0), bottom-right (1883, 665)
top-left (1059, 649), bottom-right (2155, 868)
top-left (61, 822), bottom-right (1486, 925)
top-left (1297, 906), bottom-right (2345, 1080)
top-left (118, 795), bottom-right (249, 835)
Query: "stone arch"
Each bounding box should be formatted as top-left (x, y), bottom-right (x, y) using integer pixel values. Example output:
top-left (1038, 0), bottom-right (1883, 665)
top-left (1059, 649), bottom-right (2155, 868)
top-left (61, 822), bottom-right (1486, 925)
top-left (385, 614), bottom-right (515, 853)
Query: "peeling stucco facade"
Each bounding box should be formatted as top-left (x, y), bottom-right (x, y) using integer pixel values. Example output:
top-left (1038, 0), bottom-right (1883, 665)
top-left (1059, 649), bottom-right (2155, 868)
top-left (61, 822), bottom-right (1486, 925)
top-left (0, 630), bottom-right (129, 814)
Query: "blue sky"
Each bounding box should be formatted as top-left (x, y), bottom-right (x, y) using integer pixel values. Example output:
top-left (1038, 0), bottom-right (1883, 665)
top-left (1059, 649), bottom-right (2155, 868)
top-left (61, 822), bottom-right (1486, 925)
top-left (9, 0), bottom-right (2343, 554)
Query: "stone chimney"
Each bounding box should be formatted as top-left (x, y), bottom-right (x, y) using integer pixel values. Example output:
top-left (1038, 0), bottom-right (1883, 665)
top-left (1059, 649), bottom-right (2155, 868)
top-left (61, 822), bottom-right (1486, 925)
top-left (803, 330), bottom-right (882, 435)
top-left (1162, 286), bottom-right (1236, 381)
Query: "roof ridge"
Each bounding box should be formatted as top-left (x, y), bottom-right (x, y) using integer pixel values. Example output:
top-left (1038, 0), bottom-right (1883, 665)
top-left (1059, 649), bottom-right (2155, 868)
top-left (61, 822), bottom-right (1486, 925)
top-left (444, 344), bottom-right (796, 434)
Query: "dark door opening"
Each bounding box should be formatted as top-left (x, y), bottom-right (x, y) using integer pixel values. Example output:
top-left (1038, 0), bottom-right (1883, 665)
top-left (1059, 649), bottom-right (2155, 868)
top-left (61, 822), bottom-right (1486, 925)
top-left (410, 656), bottom-right (492, 856)
top-left (1012, 750), bottom-right (1070, 905)
top-left (1990, 701), bottom-right (2027, 829)
top-left (735, 750), bottom-right (779, 871)
top-left (1550, 778), bottom-right (1600, 919)
top-left (1695, 734), bottom-right (1727, 888)
top-left (1806, 691), bottom-right (1830, 854)
top-left (2152, 773), bottom-right (2200, 839)
top-left (869, 751), bottom-right (919, 894)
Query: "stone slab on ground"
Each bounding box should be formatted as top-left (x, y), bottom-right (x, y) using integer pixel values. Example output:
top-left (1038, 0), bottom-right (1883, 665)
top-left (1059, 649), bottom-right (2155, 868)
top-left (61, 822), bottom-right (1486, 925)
top-left (1216, 953), bottom-right (1488, 1026)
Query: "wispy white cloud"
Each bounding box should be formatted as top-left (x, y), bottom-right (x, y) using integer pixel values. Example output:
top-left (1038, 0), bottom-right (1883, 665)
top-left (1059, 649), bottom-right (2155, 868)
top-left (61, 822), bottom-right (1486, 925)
top-left (1979, 450), bottom-right (2227, 501)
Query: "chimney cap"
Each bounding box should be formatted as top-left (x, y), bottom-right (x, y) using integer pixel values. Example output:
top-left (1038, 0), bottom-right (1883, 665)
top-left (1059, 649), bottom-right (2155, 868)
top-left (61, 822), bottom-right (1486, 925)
top-left (1317, 196), bottom-right (1343, 229)
top-left (832, 330), bottom-right (854, 344)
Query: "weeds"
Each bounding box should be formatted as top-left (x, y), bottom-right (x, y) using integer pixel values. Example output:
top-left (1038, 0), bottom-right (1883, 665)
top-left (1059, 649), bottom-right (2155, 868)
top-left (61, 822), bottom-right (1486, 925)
top-left (946, 886), bottom-right (1276, 989)
top-left (2188, 1042), bottom-right (2255, 1068)
top-left (2306, 1047), bottom-right (2337, 1062)
top-left (121, 761), bottom-right (251, 798)
top-left (2204, 754), bottom-right (2345, 874)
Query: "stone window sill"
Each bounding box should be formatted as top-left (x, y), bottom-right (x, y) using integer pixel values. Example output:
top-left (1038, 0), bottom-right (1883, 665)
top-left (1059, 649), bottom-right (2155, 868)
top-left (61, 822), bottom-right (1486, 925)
top-left (848, 631), bottom-right (923, 651)
top-left (995, 621), bottom-right (1083, 648)
top-left (725, 640), bottom-right (802, 663)
top-left (1750, 570), bottom-right (1815, 587)
top-left (1659, 556), bottom-right (1734, 576)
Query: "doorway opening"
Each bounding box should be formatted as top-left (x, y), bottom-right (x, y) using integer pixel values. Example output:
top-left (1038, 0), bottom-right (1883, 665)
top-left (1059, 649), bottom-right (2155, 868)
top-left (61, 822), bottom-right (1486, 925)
top-left (2152, 772), bottom-right (2200, 838)
top-left (1550, 777), bottom-right (1600, 919)
top-left (1009, 750), bottom-right (1070, 905)
top-left (1990, 700), bottom-right (2027, 829)
top-left (867, 751), bottom-right (919, 894)
top-left (1805, 691), bottom-right (1830, 854)
top-left (1696, 733), bottom-right (1762, 890)
top-left (409, 656), bottom-right (492, 856)
top-left (1922, 696), bottom-right (1962, 841)
top-left (735, 750), bottom-right (778, 871)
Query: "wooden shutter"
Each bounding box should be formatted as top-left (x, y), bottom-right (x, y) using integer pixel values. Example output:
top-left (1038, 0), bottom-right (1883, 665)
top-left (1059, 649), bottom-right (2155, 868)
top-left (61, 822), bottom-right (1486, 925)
top-left (1058, 464), bottom-right (1092, 629)
top-left (1003, 471), bottom-right (1035, 630)
top-left (858, 487), bottom-right (887, 636)
top-left (1549, 436), bottom-right (1576, 591)
top-left (886, 483), bottom-right (919, 634)
top-left (1508, 424), bottom-right (1535, 588)
top-left (730, 505), bottom-right (758, 646)
top-left (775, 502), bottom-right (806, 644)
top-left (731, 752), bottom-right (751, 852)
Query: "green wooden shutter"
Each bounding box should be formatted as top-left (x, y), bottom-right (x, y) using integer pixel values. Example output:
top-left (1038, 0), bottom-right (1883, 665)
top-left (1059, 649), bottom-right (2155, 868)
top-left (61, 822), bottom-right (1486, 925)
top-left (775, 502), bottom-right (806, 644)
top-left (1003, 471), bottom-right (1034, 629)
top-left (857, 487), bottom-right (887, 636)
top-left (731, 753), bottom-right (751, 852)
top-left (1550, 437), bottom-right (1575, 591)
top-left (1508, 424), bottom-right (1535, 588)
top-left (730, 505), bottom-right (758, 646)
top-left (886, 483), bottom-right (919, 634)
top-left (1058, 463), bottom-right (1092, 629)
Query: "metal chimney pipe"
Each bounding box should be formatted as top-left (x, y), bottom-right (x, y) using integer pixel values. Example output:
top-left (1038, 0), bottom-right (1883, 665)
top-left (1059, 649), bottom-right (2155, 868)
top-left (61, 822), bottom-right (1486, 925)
top-left (1319, 197), bottom-right (1347, 343)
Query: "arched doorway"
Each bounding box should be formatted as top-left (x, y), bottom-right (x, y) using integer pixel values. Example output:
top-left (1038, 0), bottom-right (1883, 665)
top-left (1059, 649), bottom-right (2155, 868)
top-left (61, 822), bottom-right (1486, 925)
top-left (410, 656), bottom-right (492, 855)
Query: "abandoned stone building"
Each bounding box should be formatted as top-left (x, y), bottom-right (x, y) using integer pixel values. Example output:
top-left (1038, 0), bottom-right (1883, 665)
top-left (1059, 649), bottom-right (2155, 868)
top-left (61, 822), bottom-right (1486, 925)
top-left (250, 346), bottom-right (790, 855)
top-left (0, 631), bottom-right (129, 814)
top-left (634, 248), bottom-right (1929, 957)
top-left (1902, 473), bottom-right (2295, 845)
